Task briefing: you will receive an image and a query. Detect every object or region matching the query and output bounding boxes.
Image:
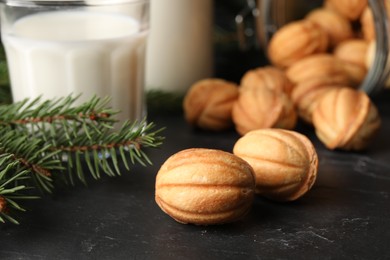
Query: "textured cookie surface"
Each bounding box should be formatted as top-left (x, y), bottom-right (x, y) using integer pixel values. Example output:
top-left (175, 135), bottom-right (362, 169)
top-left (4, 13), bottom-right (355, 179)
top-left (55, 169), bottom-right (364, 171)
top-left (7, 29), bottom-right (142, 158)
top-left (233, 129), bottom-right (318, 201)
top-left (155, 148), bottom-right (255, 225)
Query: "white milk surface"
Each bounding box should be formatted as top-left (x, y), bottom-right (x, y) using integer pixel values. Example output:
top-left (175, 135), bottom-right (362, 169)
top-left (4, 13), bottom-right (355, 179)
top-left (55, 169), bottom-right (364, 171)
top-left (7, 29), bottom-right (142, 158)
top-left (2, 11), bottom-right (147, 122)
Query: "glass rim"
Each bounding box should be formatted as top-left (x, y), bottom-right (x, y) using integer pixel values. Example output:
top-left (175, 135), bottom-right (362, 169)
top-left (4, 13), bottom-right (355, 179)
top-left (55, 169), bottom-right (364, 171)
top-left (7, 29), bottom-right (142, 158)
top-left (0, 0), bottom-right (148, 7)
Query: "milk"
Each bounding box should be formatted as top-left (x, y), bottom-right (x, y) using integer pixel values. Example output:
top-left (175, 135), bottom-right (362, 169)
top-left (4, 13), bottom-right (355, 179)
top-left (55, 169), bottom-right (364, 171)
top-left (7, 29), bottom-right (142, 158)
top-left (146, 0), bottom-right (213, 94)
top-left (2, 11), bottom-right (147, 122)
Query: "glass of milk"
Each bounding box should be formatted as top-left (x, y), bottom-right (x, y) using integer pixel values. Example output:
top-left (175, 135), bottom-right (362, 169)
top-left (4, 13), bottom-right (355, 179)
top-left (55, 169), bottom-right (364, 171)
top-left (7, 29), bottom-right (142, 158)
top-left (0, 0), bottom-right (150, 123)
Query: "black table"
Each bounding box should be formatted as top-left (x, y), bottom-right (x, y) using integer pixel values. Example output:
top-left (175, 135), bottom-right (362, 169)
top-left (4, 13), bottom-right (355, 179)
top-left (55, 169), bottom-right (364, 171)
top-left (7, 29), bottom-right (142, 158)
top-left (1, 87), bottom-right (390, 259)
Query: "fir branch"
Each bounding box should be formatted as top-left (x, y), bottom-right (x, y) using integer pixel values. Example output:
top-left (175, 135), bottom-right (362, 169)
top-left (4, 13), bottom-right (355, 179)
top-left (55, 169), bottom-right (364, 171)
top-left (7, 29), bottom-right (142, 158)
top-left (0, 95), bottom-right (165, 224)
top-left (0, 96), bottom-right (165, 187)
top-left (52, 119), bottom-right (165, 185)
top-left (0, 95), bottom-right (117, 127)
top-left (0, 154), bottom-right (39, 224)
top-left (0, 48), bottom-right (166, 224)
top-left (0, 127), bottom-right (62, 193)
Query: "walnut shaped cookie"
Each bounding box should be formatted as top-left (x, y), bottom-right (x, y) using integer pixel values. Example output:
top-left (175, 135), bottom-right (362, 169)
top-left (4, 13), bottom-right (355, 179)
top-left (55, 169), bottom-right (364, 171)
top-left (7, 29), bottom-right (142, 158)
top-left (155, 148), bottom-right (255, 225)
top-left (232, 85), bottom-right (297, 135)
top-left (268, 19), bottom-right (329, 68)
top-left (233, 129), bottom-right (318, 201)
top-left (240, 66), bottom-right (293, 95)
top-left (183, 79), bottom-right (239, 131)
top-left (312, 87), bottom-right (381, 150)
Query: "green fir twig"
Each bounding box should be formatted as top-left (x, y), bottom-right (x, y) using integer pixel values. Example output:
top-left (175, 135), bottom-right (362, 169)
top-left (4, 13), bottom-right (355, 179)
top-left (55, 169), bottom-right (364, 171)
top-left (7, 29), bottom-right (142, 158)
top-left (0, 126), bottom-right (63, 193)
top-left (0, 154), bottom-right (39, 225)
top-left (0, 95), bottom-right (164, 224)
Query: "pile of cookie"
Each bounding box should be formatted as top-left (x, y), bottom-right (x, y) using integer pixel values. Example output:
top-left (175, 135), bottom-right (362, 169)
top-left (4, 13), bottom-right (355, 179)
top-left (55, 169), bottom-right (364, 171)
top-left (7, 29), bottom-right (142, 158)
top-left (183, 0), bottom-right (385, 151)
top-left (153, 0), bottom-right (387, 226)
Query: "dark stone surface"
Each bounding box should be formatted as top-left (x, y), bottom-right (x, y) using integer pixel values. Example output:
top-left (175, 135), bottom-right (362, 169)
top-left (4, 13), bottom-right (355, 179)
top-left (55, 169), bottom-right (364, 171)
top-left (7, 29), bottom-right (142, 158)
top-left (1, 89), bottom-right (390, 260)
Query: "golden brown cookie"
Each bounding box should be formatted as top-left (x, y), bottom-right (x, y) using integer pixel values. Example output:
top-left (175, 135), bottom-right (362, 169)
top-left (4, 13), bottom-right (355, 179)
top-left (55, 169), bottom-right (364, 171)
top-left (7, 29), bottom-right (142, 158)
top-left (291, 77), bottom-right (350, 124)
top-left (334, 39), bottom-right (369, 68)
top-left (306, 8), bottom-right (353, 47)
top-left (155, 148), bottom-right (256, 225)
top-left (286, 54), bottom-right (350, 85)
top-left (232, 85), bottom-right (297, 135)
top-left (183, 78), bottom-right (239, 131)
top-left (312, 87), bottom-right (381, 150)
top-left (325, 0), bottom-right (368, 21)
top-left (240, 66), bottom-right (293, 95)
top-left (268, 20), bottom-right (329, 68)
top-left (233, 129), bottom-right (318, 201)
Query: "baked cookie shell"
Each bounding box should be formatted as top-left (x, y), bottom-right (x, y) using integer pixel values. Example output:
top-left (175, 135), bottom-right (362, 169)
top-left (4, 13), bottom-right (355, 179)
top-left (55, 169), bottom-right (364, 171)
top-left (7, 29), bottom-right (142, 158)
top-left (155, 148), bottom-right (255, 225)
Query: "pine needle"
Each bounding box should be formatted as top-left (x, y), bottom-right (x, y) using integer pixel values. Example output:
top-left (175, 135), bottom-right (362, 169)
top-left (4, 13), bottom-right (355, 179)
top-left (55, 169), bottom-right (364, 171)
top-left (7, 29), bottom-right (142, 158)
top-left (0, 95), bottom-right (164, 224)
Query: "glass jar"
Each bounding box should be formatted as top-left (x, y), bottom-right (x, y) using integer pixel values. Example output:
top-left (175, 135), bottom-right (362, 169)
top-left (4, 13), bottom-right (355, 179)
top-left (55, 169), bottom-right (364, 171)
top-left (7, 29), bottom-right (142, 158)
top-left (236, 0), bottom-right (390, 95)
